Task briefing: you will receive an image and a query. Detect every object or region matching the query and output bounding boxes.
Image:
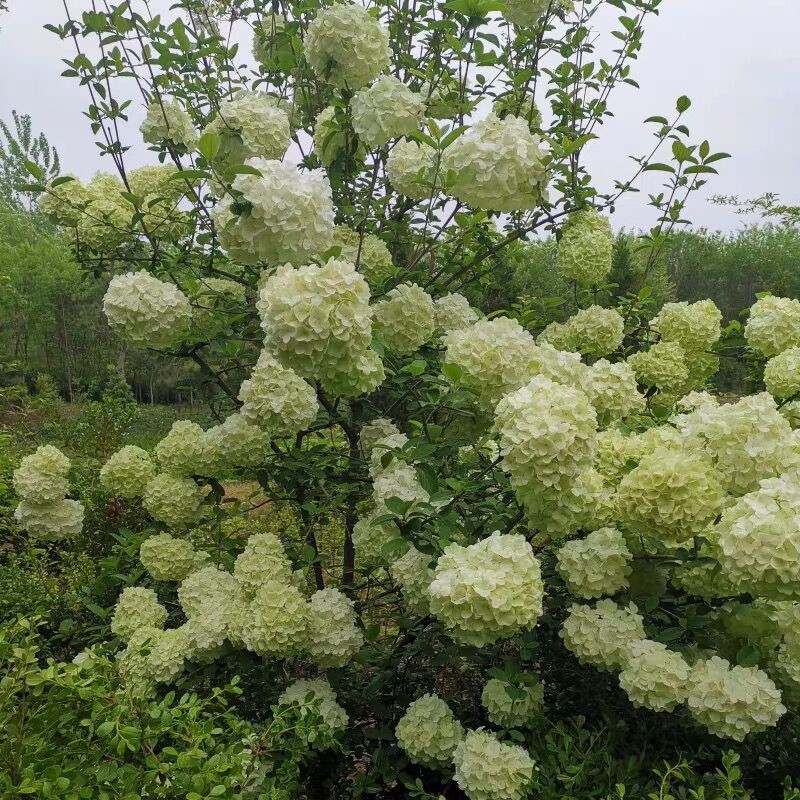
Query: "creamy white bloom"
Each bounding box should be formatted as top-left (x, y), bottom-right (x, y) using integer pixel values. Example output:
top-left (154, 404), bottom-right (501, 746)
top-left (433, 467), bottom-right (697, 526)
top-left (243, 578), bottom-right (310, 656)
top-left (560, 600), bottom-right (645, 670)
top-left (618, 639), bottom-right (690, 712)
top-left (745, 295), bottom-right (800, 356)
top-left (481, 678), bottom-right (543, 728)
top-left (540, 306), bottom-right (624, 356)
top-left (142, 473), bottom-right (204, 528)
top-left (360, 418), bottom-right (400, 459)
top-left (395, 694), bottom-right (464, 767)
top-left (764, 347), bottom-right (800, 401)
top-left (628, 341), bottom-right (689, 393)
top-left (14, 498), bottom-right (84, 541)
top-left (233, 532), bottom-right (293, 596)
top-left (304, 3), bottom-right (390, 89)
top-left (203, 413), bottom-right (271, 474)
top-left (581, 359), bottom-right (645, 425)
top-left (307, 588), bottom-right (364, 667)
top-left (651, 300), bottom-right (721, 354)
top-left (139, 533), bottom-right (197, 582)
top-left (331, 225), bottom-right (394, 280)
top-left (13, 445), bottom-right (70, 504)
top-left (100, 445), bottom-right (155, 498)
top-left (429, 532), bottom-right (543, 645)
top-left (434, 293), bottom-right (480, 333)
top-left (212, 158), bottom-right (334, 265)
top-left (351, 76), bottom-right (425, 148)
top-left (442, 114), bottom-right (547, 211)
top-left (556, 209), bottom-right (613, 286)
top-left (453, 729), bottom-right (535, 800)
top-left (686, 656), bottom-right (785, 740)
top-left (38, 175), bottom-right (91, 227)
top-left (372, 283), bottom-right (435, 354)
top-left (111, 586), bottom-right (167, 642)
top-left (386, 138), bottom-right (438, 199)
top-left (502, 0), bottom-right (573, 26)
top-left (103, 271), bottom-right (192, 350)
top-left (140, 97), bottom-right (197, 149)
top-left (238, 350), bottom-right (319, 438)
top-left (389, 545), bottom-right (434, 615)
top-left (556, 527), bottom-right (632, 599)
top-left (154, 420), bottom-right (207, 477)
top-left (278, 678), bottom-right (348, 733)
top-left (178, 565), bottom-right (238, 619)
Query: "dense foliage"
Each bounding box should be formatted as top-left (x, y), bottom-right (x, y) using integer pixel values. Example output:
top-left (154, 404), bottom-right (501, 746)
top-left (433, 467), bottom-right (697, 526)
top-left (3, 0), bottom-right (800, 798)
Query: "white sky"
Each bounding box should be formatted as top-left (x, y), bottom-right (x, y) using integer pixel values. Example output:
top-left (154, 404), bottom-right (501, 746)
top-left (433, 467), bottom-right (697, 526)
top-left (0, 0), bottom-right (798, 232)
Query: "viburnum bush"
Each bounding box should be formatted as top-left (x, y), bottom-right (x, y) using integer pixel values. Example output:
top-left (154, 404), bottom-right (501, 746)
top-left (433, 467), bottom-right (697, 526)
top-left (11, 0), bottom-right (800, 797)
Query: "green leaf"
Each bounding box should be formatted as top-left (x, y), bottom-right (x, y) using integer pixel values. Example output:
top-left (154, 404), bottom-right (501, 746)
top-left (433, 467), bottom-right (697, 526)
top-left (676, 95), bottom-right (691, 112)
top-left (197, 131), bottom-right (222, 162)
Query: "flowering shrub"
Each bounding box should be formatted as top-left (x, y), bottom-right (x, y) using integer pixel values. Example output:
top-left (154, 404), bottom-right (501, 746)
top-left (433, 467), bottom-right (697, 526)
top-left (12, 0), bottom-right (800, 797)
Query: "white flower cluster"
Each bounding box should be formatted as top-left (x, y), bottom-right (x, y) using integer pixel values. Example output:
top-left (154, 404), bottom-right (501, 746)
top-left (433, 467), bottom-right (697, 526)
top-left (764, 347), bottom-right (800, 401)
top-left (142, 473), bottom-right (205, 528)
top-left (715, 474), bottom-right (800, 598)
top-left (453, 729), bottom-right (535, 800)
top-left (556, 527), bottom-right (632, 599)
top-left (395, 694), bottom-right (464, 767)
top-left (540, 306), bottom-right (624, 356)
top-left (76, 173), bottom-right (131, 251)
top-left (258, 259), bottom-right (382, 396)
top-left (103, 271), bottom-right (193, 350)
top-left (618, 639), bottom-right (690, 712)
top-left (494, 376), bottom-right (597, 537)
top-left (238, 350), bottom-right (319, 437)
top-left (111, 586), bottom-right (168, 642)
top-left (502, 0), bottom-right (573, 27)
top-left (686, 656), bottom-right (786, 740)
top-left (212, 158), bottom-right (334, 265)
top-left (616, 446), bottom-right (724, 544)
top-left (389, 545), bottom-right (434, 615)
top-left (190, 277), bottom-right (247, 330)
top-left (560, 600), bottom-right (645, 670)
top-left (233, 532), bottom-right (293, 594)
top-left (675, 393), bottom-right (797, 494)
top-left (307, 588), bottom-right (364, 667)
top-left (351, 76), bottom-right (425, 148)
top-left (353, 513), bottom-right (398, 566)
top-left (100, 445), bottom-right (156, 498)
top-left (556, 209), bottom-right (613, 286)
top-left (155, 420), bottom-right (206, 477)
top-left (139, 532), bottom-right (198, 582)
top-left (581, 359), bottom-right (645, 425)
top-left (386, 138), bottom-right (438, 199)
top-left (360, 417), bottom-right (400, 459)
top-left (203, 91), bottom-right (290, 170)
top-left (304, 3), bottom-right (390, 89)
top-left (140, 97), bottom-right (197, 149)
top-left (442, 114), bottom-right (548, 211)
top-left (434, 293), bottom-right (480, 333)
top-left (372, 283), bottom-right (435, 354)
top-left (204, 413), bottom-right (271, 473)
top-left (278, 678), bottom-right (348, 734)
top-left (745, 295), bottom-right (800, 356)
top-left (651, 300), bottom-right (721, 355)
top-left (331, 225), bottom-right (394, 281)
top-left (481, 678), bottom-right (543, 728)
top-left (38, 175), bottom-right (91, 227)
top-left (13, 445), bottom-right (84, 541)
top-left (429, 532), bottom-right (543, 645)
top-left (627, 341), bottom-right (688, 393)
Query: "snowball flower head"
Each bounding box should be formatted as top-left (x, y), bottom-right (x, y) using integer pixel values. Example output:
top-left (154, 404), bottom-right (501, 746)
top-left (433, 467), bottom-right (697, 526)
top-left (331, 225), bottom-right (394, 280)
top-left (38, 176), bottom-right (91, 227)
top-left (111, 586), bottom-right (167, 642)
top-left (373, 283), bottom-right (435, 354)
top-left (155, 420), bottom-right (207, 477)
top-left (395, 694), bottom-right (464, 767)
top-left (651, 300), bottom-right (721, 354)
top-left (307, 588), bottom-right (364, 667)
top-left (434, 293), bottom-right (480, 333)
top-left (233, 532), bottom-right (293, 596)
top-left (203, 413), bottom-right (271, 473)
top-left (686, 656), bottom-right (785, 740)
top-left (212, 158), bottom-right (333, 265)
top-left (14, 498), bottom-right (84, 541)
top-left (244, 578), bottom-right (310, 656)
top-left (100, 445), bottom-right (155, 498)
top-left (429, 532), bottom-right (544, 646)
top-left (103, 271), bottom-right (192, 350)
top-left (442, 114), bottom-right (548, 212)
top-left (745, 294), bottom-right (800, 356)
top-left (616, 446), bottom-right (724, 544)
top-left (278, 678), bottom-right (349, 733)
top-left (715, 474), bottom-right (800, 598)
top-left (140, 97), bottom-right (197, 149)
top-left (581, 359), bottom-right (645, 425)
top-left (618, 639), bottom-right (690, 711)
top-left (178, 565), bottom-right (238, 619)
top-left (360, 418), bottom-right (400, 459)
top-left (560, 600), bottom-right (645, 670)
top-left (304, 3), bottom-right (390, 89)
top-left (541, 306), bottom-right (624, 356)
top-left (453, 729), bottom-right (535, 800)
top-left (203, 91), bottom-right (290, 169)
top-left (351, 76), bottom-right (424, 147)
top-left (238, 350), bottom-right (319, 437)
top-left (353, 513), bottom-right (399, 566)
top-left (764, 347), bottom-right (800, 401)
top-left (481, 678), bottom-right (543, 728)
top-left (386, 138), bottom-right (438, 199)
top-left (258, 259), bottom-right (376, 396)
top-left (503, 0), bottom-right (573, 26)
top-left (13, 445), bottom-right (70, 504)
top-left (556, 527), bottom-right (632, 599)
top-left (143, 473), bottom-right (204, 528)
top-left (140, 532), bottom-right (197, 582)
top-left (77, 173), bottom-right (130, 251)
top-left (628, 341), bottom-right (688, 393)
top-left (389, 545), bottom-right (434, 615)
top-left (556, 209), bottom-right (613, 286)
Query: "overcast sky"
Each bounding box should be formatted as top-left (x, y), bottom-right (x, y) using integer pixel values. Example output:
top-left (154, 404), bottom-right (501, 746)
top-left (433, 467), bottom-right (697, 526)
top-left (0, 0), bottom-right (798, 232)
